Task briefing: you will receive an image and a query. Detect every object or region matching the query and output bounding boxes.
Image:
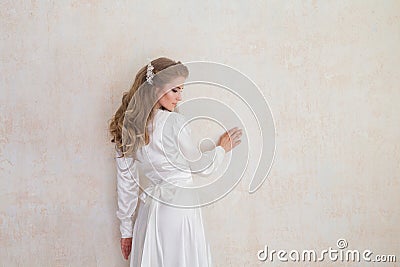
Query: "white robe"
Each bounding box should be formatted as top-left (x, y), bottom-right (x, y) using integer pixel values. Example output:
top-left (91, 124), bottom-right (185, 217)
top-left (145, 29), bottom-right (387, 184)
top-left (115, 109), bottom-right (226, 267)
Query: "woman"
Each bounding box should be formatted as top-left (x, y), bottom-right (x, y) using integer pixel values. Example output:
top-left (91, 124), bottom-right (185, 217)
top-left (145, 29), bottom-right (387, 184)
top-left (109, 57), bottom-right (242, 266)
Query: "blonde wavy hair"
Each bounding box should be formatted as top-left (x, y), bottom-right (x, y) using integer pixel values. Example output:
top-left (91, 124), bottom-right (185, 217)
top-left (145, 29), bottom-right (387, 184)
top-left (109, 57), bottom-right (189, 158)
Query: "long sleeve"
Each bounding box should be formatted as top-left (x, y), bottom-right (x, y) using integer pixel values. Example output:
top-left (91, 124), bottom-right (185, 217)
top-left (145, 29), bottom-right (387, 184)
top-left (115, 152), bottom-right (140, 238)
top-left (171, 113), bottom-right (226, 177)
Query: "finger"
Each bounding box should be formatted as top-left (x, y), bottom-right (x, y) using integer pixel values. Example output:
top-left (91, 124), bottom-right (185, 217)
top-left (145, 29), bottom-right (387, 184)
top-left (227, 127), bottom-right (238, 135)
top-left (227, 132), bottom-right (237, 141)
top-left (228, 128), bottom-right (242, 137)
top-left (124, 245), bottom-right (131, 253)
top-left (125, 247), bottom-right (132, 259)
top-left (229, 132), bottom-right (242, 142)
top-left (231, 130), bottom-right (242, 139)
top-left (123, 248), bottom-right (129, 259)
top-left (232, 137), bottom-right (241, 144)
top-left (232, 139), bottom-right (241, 147)
top-left (122, 248), bottom-right (127, 259)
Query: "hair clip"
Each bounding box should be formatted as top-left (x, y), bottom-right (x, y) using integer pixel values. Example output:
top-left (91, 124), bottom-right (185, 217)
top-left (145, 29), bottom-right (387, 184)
top-left (146, 62), bottom-right (155, 85)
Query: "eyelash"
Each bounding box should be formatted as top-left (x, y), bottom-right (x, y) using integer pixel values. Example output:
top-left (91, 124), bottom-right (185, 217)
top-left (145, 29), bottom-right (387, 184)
top-left (172, 88), bottom-right (183, 93)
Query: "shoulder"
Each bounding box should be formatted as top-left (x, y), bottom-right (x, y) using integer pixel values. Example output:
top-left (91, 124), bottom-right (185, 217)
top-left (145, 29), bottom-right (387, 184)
top-left (156, 110), bottom-right (190, 138)
top-left (158, 110), bottom-right (187, 126)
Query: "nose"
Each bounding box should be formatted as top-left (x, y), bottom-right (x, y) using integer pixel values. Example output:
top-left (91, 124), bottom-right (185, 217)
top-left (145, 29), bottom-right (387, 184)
top-left (176, 91), bottom-right (182, 101)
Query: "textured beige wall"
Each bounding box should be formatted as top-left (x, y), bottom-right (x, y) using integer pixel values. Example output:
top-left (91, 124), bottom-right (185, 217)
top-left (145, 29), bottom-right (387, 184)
top-left (1, 1), bottom-right (399, 266)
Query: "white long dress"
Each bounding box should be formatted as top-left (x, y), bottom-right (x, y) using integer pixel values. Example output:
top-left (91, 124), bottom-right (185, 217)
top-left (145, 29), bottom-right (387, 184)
top-left (115, 109), bottom-right (226, 267)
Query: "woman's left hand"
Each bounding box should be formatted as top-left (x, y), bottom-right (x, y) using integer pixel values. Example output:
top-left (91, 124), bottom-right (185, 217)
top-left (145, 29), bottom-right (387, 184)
top-left (120, 237), bottom-right (132, 260)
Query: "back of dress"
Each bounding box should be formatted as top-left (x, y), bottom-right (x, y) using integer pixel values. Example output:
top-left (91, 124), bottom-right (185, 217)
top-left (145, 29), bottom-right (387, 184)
top-left (135, 109), bottom-right (194, 187)
top-left (115, 108), bottom-right (225, 267)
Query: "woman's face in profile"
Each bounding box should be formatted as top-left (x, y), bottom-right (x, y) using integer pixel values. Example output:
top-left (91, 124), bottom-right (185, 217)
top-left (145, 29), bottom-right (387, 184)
top-left (157, 76), bottom-right (185, 111)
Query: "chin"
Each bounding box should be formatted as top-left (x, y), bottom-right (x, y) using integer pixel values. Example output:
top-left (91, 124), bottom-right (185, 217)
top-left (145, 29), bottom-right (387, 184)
top-left (160, 104), bottom-right (176, 112)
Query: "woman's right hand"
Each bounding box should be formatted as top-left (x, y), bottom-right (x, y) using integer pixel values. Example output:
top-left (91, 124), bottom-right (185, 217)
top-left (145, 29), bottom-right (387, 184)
top-left (218, 127), bottom-right (242, 153)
